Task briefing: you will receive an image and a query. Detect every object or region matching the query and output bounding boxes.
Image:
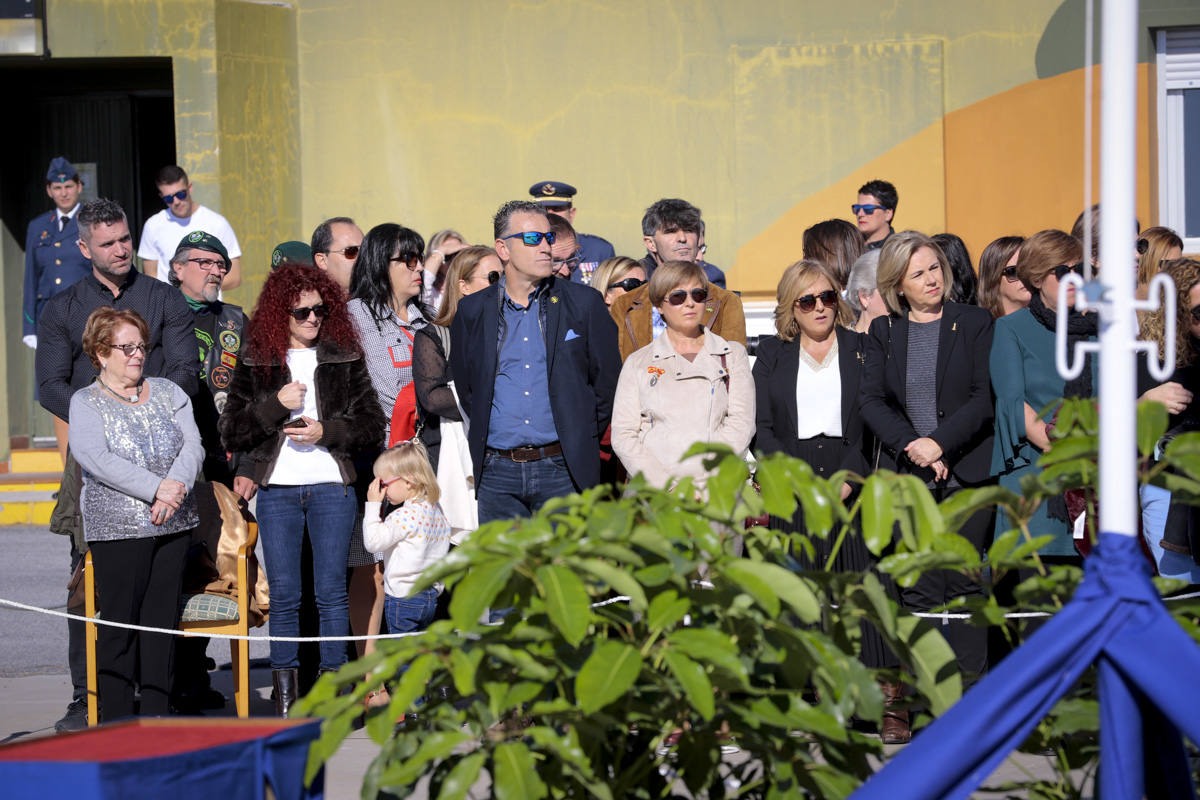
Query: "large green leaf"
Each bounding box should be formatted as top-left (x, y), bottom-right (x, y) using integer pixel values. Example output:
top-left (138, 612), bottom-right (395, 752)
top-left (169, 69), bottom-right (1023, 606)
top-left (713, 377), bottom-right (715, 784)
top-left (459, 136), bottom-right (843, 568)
top-left (535, 564), bottom-right (592, 646)
top-left (667, 629), bottom-right (749, 685)
top-left (570, 557), bottom-right (648, 611)
top-left (1137, 400), bottom-right (1169, 460)
top-left (575, 641), bottom-right (641, 713)
top-left (894, 614), bottom-right (962, 715)
top-left (449, 647), bottom-right (484, 696)
top-left (647, 589), bottom-right (691, 631)
top-left (435, 753), bottom-right (487, 800)
top-left (662, 649), bottom-right (715, 720)
top-left (449, 558), bottom-right (517, 629)
top-left (756, 455), bottom-right (800, 520)
top-left (1038, 435), bottom-right (1097, 467)
top-left (721, 559), bottom-right (780, 617)
top-left (724, 559), bottom-right (820, 623)
top-left (860, 474), bottom-right (894, 556)
top-left (377, 731), bottom-right (473, 788)
top-left (493, 742), bottom-right (548, 800)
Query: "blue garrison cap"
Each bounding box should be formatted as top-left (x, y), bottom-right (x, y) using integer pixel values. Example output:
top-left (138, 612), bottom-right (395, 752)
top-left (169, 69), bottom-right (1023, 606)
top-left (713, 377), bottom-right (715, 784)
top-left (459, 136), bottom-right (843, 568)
top-left (46, 157), bottom-right (78, 184)
top-left (529, 180), bottom-right (576, 208)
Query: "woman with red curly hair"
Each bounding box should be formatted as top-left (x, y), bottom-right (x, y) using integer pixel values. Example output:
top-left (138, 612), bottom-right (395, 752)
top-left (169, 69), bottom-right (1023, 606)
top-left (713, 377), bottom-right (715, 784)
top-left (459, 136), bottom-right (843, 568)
top-left (219, 264), bottom-right (384, 716)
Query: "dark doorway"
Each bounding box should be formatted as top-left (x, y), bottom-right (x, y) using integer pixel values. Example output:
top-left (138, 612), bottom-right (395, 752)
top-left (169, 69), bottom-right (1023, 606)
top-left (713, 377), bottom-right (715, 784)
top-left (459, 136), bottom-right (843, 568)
top-left (0, 57), bottom-right (175, 245)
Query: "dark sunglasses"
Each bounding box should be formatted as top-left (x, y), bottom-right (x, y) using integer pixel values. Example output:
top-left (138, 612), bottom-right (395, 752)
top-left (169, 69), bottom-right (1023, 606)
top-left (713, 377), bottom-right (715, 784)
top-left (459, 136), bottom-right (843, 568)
top-left (1053, 263), bottom-right (1085, 280)
top-left (608, 277), bottom-right (645, 292)
top-left (389, 255), bottom-right (422, 271)
top-left (502, 231), bottom-right (557, 246)
top-left (487, 270), bottom-right (501, 285)
top-left (1001, 265), bottom-right (1019, 282)
top-left (289, 304), bottom-right (329, 322)
top-left (666, 287), bottom-right (709, 306)
top-left (1190, 305), bottom-right (1200, 324)
top-left (108, 342), bottom-right (147, 357)
top-left (330, 245), bottom-right (360, 259)
top-left (161, 189), bottom-right (188, 205)
top-left (794, 289), bottom-right (839, 313)
top-left (851, 203), bottom-right (886, 215)
top-left (1136, 238), bottom-right (1149, 255)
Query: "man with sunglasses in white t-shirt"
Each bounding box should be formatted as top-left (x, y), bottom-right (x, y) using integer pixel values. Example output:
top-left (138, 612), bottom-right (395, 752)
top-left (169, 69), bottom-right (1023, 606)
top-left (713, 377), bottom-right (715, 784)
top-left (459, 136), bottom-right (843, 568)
top-left (139, 165), bottom-right (242, 289)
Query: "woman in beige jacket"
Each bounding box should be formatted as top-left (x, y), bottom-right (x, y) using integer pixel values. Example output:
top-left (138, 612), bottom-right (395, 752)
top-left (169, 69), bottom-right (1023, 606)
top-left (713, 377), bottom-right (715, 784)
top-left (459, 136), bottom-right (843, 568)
top-left (611, 260), bottom-right (755, 490)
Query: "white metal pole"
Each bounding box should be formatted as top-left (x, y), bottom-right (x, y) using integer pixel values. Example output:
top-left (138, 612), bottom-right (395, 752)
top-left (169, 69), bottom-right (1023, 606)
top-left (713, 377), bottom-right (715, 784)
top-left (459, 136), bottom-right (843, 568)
top-left (1097, 0), bottom-right (1139, 538)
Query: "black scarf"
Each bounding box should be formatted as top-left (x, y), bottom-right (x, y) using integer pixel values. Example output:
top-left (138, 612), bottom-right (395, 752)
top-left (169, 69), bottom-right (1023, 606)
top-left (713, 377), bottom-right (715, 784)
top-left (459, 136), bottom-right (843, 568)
top-left (1027, 292), bottom-right (1098, 398)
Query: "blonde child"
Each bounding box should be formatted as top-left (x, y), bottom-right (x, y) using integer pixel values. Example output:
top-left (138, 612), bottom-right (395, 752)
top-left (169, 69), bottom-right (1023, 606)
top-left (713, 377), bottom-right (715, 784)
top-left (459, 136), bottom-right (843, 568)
top-left (362, 441), bottom-right (451, 634)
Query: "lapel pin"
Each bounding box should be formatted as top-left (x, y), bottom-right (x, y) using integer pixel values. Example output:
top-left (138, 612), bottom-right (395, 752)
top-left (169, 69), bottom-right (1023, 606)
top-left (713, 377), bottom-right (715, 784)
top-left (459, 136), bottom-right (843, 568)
top-left (550, 296), bottom-right (559, 304)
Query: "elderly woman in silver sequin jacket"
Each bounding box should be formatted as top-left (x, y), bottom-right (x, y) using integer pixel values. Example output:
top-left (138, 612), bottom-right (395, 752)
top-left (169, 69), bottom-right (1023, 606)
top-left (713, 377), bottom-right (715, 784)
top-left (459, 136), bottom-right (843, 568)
top-left (68, 307), bottom-right (204, 722)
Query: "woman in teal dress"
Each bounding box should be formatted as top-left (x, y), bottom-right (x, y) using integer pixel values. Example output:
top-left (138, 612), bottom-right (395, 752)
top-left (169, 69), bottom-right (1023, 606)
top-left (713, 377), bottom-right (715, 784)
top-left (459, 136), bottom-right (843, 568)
top-left (990, 229), bottom-right (1096, 558)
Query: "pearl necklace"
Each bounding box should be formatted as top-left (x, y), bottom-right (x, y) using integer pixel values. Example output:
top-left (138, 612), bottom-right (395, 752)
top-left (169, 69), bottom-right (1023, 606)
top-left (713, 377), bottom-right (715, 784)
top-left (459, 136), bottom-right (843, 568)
top-left (99, 377), bottom-right (141, 403)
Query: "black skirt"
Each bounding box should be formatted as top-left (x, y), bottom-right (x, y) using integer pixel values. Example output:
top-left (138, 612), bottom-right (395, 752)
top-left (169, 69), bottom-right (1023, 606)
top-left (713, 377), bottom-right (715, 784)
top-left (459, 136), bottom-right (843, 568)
top-left (768, 435), bottom-right (897, 669)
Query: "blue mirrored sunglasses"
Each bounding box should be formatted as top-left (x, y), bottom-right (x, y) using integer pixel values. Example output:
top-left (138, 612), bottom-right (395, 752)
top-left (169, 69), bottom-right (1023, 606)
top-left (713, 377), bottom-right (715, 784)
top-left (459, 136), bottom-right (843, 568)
top-left (851, 203), bottom-right (886, 215)
top-left (502, 231), bottom-right (557, 246)
top-left (161, 189), bottom-right (188, 205)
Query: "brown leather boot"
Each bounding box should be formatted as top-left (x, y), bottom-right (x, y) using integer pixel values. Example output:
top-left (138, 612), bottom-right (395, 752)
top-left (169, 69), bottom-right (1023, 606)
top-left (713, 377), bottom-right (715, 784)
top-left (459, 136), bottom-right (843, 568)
top-left (880, 680), bottom-right (911, 744)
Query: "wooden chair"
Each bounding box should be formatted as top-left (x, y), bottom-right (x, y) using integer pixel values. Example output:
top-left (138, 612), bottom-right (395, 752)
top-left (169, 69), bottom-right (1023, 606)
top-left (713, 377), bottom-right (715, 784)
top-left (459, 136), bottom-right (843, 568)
top-left (84, 521), bottom-right (259, 726)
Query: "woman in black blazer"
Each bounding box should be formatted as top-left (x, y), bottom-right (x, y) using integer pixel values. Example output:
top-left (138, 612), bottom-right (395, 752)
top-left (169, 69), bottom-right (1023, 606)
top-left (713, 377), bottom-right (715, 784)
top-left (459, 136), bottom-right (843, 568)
top-left (860, 231), bottom-right (995, 685)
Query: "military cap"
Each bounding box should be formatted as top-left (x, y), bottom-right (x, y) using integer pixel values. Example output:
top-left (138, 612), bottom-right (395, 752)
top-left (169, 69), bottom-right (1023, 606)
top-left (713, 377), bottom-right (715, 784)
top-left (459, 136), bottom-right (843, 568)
top-left (174, 230), bottom-right (231, 271)
top-left (46, 156), bottom-right (79, 184)
top-left (270, 240), bottom-right (315, 269)
top-left (529, 180), bottom-right (577, 208)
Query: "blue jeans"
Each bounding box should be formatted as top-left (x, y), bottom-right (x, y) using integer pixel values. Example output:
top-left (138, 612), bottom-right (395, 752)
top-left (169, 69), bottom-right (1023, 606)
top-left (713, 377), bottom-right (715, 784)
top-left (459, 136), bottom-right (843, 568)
top-left (257, 483), bottom-right (357, 670)
top-left (476, 451), bottom-right (576, 525)
top-left (1140, 484), bottom-right (1200, 582)
top-left (384, 588), bottom-right (438, 634)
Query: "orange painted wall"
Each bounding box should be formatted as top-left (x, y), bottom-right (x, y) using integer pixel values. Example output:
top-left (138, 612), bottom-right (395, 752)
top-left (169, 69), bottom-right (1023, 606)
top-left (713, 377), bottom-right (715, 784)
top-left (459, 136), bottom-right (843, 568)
top-left (944, 64), bottom-right (1154, 265)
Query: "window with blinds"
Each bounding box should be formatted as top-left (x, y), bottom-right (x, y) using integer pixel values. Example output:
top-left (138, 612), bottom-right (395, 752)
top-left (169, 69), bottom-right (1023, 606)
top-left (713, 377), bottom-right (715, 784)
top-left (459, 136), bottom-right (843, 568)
top-left (1157, 28), bottom-right (1200, 251)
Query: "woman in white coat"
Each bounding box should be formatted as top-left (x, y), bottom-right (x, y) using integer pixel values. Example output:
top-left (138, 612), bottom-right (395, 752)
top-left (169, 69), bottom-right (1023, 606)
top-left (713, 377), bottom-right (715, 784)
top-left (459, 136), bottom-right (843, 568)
top-left (611, 260), bottom-right (755, 491)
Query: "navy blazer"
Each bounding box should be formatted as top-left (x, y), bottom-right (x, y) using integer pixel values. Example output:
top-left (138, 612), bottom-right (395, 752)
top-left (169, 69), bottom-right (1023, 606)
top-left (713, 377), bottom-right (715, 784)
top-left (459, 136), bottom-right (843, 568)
top-left (752, 327), bottom-right (870, 477)
top-left (860, 302), bottom-right (995, 485)
top-left (24, 211), bottom-right (91, 337)
top-left (449, 276), bottom-right (621, 491)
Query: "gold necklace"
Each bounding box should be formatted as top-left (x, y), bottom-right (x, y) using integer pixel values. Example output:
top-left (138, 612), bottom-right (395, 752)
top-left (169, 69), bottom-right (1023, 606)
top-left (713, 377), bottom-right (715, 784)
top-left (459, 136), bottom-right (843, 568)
top-left (98, 376), bottom-right (141, 403)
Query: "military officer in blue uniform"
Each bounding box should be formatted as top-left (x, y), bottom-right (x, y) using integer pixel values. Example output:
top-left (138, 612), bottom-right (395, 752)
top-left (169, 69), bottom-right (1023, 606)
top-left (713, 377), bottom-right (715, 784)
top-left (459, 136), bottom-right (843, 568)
top-left (23, 157), bottom-right (92, 350)
top-left (528, 181), bottom-right (615, 285)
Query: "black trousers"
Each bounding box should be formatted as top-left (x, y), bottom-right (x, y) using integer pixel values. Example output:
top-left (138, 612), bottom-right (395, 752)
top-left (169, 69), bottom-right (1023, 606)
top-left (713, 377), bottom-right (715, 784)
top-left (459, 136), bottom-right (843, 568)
top-left (68, 542), bottom-right (86, 703)
top-left (898, 501), bottom-right (995, 680)
top-left (90, 531), bottom-right (190, 721)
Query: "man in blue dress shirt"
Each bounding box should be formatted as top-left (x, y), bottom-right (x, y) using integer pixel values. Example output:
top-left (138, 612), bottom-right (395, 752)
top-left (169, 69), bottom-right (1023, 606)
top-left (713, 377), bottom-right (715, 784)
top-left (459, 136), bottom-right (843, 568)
top-left (451, 200), bottom-right (620, 523)
top-left (23, 157), bottom-right (92, 351)
top-left (528, 181), bottom-right (615, 286)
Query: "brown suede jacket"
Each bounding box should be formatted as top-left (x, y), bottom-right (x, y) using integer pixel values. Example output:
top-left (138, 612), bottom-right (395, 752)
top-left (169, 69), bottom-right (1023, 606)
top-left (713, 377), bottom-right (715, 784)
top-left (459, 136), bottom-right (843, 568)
top-left (608, 283), bottom-right (747, 361)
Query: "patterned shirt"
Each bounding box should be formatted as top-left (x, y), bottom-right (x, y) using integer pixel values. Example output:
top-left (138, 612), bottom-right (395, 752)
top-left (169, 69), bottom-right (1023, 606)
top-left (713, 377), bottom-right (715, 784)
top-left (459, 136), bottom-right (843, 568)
top-left (362, 498), bottom-right (451, 598)
top-left (348, 298), bottom-right (426, 444)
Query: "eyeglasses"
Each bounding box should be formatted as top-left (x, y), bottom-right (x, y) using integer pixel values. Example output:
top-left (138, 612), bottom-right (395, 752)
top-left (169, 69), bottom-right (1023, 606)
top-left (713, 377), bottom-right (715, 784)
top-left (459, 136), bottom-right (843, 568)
top-left (1001, 265), bottom-right (1019, 282)
top-left (161, 189), bottom-right (188, 205)
top-left (794, 289), bottom-right (839, 313)
top-left (289, 304), bottom-right (329, 322)
top-left (608, 277), bottom-right (645, 292)
top-left (1052, 263), bottom-right (1085, 280)
top-left (389, 255), bottom-right (422, 271)
top-left (487, 270), bottom-right (501, 285)
top-left (502, 231), bottom-right (557, 246)
top-left (552, 249), bottom-right (583, 272)
top-left (665, 287), bottom-right (709, 306)
top-left (379, 475), bottom-right (408, 487)
top-left (107, 342), bottom-right (147, 357)
top-left (1136, 238), bottom-right (1149, 255)
top-left (188, 257), bottom-right (228, 273)
top-left (851, 203), bottom-right (886, 215)
top-left (1190, 304), bottom-right (1200, 324)
top-left (330, 245), bottom-right (360, 260)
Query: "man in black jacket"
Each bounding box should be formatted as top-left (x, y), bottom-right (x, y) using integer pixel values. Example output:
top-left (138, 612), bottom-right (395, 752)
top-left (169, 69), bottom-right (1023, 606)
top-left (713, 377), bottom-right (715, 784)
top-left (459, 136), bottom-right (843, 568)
top-left (450, 200), bottom-right (620, 523)
top-left (36, 198), bottom-right (196, 731)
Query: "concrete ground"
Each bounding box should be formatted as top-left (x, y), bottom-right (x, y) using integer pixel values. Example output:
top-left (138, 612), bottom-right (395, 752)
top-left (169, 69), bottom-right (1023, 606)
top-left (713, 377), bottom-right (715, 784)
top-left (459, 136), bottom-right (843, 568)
top-left (0, 525), bottom-right (1086, 798)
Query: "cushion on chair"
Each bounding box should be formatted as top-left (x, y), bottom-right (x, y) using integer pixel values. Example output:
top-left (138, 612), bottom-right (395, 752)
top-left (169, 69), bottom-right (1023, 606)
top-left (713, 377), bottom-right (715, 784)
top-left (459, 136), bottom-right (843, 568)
top-left (181, 593), bottom-right (240, 622)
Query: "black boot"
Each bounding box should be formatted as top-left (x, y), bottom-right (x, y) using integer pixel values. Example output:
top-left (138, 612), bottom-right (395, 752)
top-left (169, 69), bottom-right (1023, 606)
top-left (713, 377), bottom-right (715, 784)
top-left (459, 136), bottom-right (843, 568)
top-left (272, 669), bottom-right (299, 718)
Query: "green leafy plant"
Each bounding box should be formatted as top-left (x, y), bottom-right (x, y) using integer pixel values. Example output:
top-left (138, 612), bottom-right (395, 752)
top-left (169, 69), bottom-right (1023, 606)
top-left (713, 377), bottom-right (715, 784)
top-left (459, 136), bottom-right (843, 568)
top-left (296, 400), bottom-right (1200, 798)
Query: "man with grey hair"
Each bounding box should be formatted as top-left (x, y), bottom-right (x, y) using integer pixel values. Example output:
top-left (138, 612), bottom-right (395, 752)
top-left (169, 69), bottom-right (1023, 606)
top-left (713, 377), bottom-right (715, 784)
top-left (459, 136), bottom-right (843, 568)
top-left (36, 197), bottom-right (196, 730)
top-left (450, 200), bottom-right (620, 524)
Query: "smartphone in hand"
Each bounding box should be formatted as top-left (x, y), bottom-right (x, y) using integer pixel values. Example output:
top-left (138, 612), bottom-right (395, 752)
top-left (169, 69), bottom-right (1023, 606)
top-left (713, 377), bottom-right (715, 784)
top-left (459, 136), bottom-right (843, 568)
top-left (282, 417), bottom-right (308, 430)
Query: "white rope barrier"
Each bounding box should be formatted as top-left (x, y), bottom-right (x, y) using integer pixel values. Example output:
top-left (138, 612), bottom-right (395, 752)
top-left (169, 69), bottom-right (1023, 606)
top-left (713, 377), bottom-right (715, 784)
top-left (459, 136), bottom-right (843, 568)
top-left (2, 590), bottom-right (1196, 641)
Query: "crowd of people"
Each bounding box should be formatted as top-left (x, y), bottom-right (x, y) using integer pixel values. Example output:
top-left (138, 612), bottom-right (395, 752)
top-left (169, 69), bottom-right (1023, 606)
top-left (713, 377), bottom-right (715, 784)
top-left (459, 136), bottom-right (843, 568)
top-left (25, 160), bottom-right (1198, 743)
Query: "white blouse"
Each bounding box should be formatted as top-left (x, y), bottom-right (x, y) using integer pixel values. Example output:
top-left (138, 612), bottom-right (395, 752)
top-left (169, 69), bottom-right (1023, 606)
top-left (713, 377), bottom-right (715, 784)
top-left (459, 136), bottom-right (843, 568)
top-left (794, 338), bottom-right (843, 439)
